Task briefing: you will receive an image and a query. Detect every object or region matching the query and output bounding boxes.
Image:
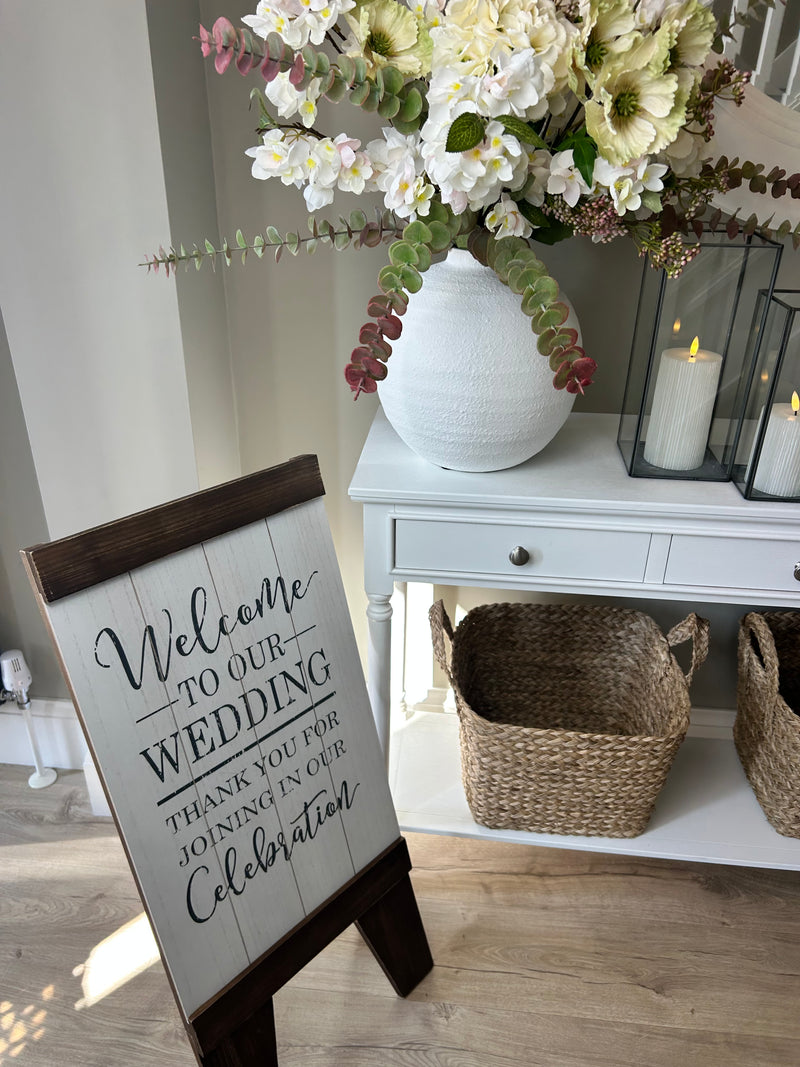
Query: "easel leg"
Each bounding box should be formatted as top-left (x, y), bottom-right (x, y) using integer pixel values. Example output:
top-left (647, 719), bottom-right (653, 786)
top-left (356, 872), bottom-right (433, 996)
top-left (198, 997), bottom-right (278, 1067)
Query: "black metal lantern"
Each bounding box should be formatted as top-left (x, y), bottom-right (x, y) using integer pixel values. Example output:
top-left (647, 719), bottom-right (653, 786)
top-left (618, 229), bottom-right (782, 481)
top-left (731, 289), bottom-right (800, 501)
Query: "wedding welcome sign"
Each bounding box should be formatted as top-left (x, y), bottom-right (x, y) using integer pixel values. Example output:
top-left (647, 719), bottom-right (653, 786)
top-left (24, 458), bottom-right (428, 1065)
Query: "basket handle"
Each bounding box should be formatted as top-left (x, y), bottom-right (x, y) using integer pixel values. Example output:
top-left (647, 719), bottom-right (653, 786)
top-left (739, 611), bottom-right (780, 696)
top-left (666, 613), bottom-right (710, 687)
top-left (429, 599), bottom-right (455, 686)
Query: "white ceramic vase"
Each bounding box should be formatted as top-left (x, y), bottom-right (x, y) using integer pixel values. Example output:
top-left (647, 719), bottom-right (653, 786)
top-left (378, 248), bottom-right (580, 472)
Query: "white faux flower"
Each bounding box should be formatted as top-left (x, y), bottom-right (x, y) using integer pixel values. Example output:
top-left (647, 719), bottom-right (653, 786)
top-left (243, 0), bottom-right (355, 48)
top-left (485, 193), bottom-right (532, 238)
top-left (593, 155), bottom-right (668, 214)
top-left (477, 47), bottom-right (555, 121)
top-left (264, 73), bottom-right (322, 129)
top-left (366, 128), bottom-right (434, 219)
top-left (546, 149), bottom-right (591, 207)
top-left (246, 129), bottom-right (308, 186)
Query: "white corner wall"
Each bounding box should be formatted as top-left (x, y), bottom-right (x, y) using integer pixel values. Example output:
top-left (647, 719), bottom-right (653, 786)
top-left (0, 0), bottom-right (199, 541)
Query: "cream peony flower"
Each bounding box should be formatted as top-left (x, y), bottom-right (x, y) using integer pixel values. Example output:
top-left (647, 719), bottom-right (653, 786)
top-left (584, 33), bottom-right (685, 166)
top-left (345, 0), bottom-right (433, 77)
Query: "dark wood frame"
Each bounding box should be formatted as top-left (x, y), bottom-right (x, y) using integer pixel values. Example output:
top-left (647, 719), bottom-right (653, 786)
top-left (23, 456), bottom-right (432, 1067)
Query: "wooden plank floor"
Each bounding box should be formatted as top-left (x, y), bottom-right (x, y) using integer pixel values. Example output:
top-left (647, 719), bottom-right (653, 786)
top-left (1, 763), bottom-right (799, 1067)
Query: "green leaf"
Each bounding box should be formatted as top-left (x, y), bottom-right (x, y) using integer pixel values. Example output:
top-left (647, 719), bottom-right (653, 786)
top-left (556, 128), bottom-right (597, 188)
top-left (334, 231), bottom-right (351, 250)
top-left (403, 220), bottom-right (433, 246)
top-left (640, 190), bottom-right (663, 214)
top-left (253, 234), bottom-right (265, 258)
top-left (496, 114), bottom-right (547, 149)
top-left (530, 220), bottom-right (574, 245)
top-left (517, 201), bottom-right (549, 228)
top-left (337, 55), bottom-right (355, 85)
top-left (426, 220), bottom-right (452, 252)
top-left (415, 244), bottom-right (432, 272)
top-left (266, 225), bottom-right (281, 244)
top-left (445, 112), bottom-right (485, 153)
top-left (378, 264), bottom-right (404, 293)
top-left (306, 237), bottom-right (318, 255)
top-left (313, 51), bottom-right (330, 76)
top-left (360, 85), bottom-right (382, 112)
top-left (382, 66), bottom-right (405, 95)
top-left (324, 73), bottom-right (348, 102)
top-left (378, 93), bottom-right (401, 119)
top-left (235, 229), bottom-right (247, 248)
top-left (286, 232), bottom-right (300, 255)
top-left (204, 238), bottom-right (216, 255)
top-left (388, 241), bottom-right (420, 266)
top-left (397, 86), bottom-right (423, 122)
top-left (352, 57), bottom-right (368, 84)
top-left (349, 81), bottom-right (370, 106)
top-left (399, 263), bottom-right (423, 293)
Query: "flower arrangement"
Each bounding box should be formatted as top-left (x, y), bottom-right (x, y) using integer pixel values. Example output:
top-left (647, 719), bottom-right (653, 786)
top-left (146, 0), bottom-right (798, 398)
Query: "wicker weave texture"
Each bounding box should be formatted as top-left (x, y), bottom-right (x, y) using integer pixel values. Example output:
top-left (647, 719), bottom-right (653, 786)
top-left (735, 612), bottom-right (800, 839)
top-left (430, 602), bottom-right (709, 838)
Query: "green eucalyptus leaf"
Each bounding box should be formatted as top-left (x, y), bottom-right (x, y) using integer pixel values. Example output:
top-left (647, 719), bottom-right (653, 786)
top-left (286, 232), bottom-right (300, 255)
top-left (350, 209), bottom-right (368, 230)
top-left (426, 220), bottom-right (453, 252)
top-left (399, 263), bottom-right (423, 292)
top-left (266, 225), bottom-right (281, 244)
top-left (360, 85), bottom-right (382, 111)
top-left (334, 231), bottom-right (351, 250)
top-left (378, 264), bottom-right (404, 292)
top-left (204, 238), bottom-right (216, 255)
top-left (353, 57), bottom-right (368, 84)
top-left (254, 234), bottom-right (265, 257)
top-left (337, 55), bottom-right (355, 85)
top-left (445, 112), bottom-right (485, 153)
top-left (235, 229), bottom-right (247, 248)
top-left (382, 66), bottom-right (405, 95)
top-left (324, 73), bottom-right (348, 101)
top-left (397, 86), bottom-right (423, 121)
top-left (388, 241), bottom-right (420, 266)
top-left (415, 244), bottom-right (432, 272)
top-left (378, 93), bottom-right (401, 119)
top-left (349, 81), bottom-right (371, 106)
top-left (403, 220), bottom-right (433, 246)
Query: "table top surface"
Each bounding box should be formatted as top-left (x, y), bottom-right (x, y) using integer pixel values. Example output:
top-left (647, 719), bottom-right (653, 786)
top-left (349, 411), bottom-right (800, 526)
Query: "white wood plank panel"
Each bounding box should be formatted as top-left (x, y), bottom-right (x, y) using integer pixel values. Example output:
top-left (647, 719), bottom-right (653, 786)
top-left (42, 575), bottom-right (249, 1015)
top-left (129, 544), bottom-right (310, 959)
top-left (265, 499), bottom-right (399, 875)
top-left (201, 514), bottom-right (362, 916)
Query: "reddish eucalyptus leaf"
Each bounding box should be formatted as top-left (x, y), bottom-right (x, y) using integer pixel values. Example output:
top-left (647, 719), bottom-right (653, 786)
top-left (378, 314), bottom-right (402, 340)
top-left (350, 345), bottom-right (373, 365)
top-left (367, 296), bottom-right (391, 318)
top-left (260, 55), bottom-right (282, 82)
top-left (368, 337), bottom-right (392, 360)
top-left (216, 47), bottom-right (234, 74)
top-left (236, 38), bottom-right (255, 74)
top-left (288, 53), bottom-right (305, 86)
top-left (360, 323), bottom-right (382, 343)
top-left (345, 363), bottom-right (378, 396)
top-left (212, 16), bottom-right (236, 50)
top-left (360, 355), bottom-right (388, 379)
top-left (199, 24), bottom-right (212, 57)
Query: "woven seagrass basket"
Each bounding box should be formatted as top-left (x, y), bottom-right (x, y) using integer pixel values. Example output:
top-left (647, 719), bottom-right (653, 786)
top-left (734, 612), bottom-right (800, 838)
top-left (430, 601), bottom-right (709, 838)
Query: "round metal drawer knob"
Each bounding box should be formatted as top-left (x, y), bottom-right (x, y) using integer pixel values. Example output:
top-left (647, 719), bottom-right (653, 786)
top-left (794, 562), bottom-right (800, 582)
top-left (509, 546), bottom-right (530, 567)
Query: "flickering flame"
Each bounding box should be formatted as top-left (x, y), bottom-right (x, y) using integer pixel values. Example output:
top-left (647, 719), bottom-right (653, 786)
top-left (792, 391), bottom-right (799, 416)
top-left (673, 317), bottom-right (681, 334)
top-left (689, 336), bottom-right (699, 360)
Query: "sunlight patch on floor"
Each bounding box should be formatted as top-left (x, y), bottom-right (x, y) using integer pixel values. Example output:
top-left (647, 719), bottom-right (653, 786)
top-left (0, 986), bottom-right (53, 1063)
top-left (73, 913), bottom-right (159, 1010)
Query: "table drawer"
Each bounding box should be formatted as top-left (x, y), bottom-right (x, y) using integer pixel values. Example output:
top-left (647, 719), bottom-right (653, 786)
top-left (665, 535), bottom-right (800, 594)
top-left (394, 519), bottom-right (650, 583)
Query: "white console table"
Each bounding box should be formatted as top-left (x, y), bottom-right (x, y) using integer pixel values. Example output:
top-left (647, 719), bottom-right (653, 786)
top-left (348, 410), bottom-right (800, 870)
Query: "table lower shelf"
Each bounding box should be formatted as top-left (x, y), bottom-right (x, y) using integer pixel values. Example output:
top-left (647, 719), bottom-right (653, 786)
top-left (388, 709), bottom-right (800, 871)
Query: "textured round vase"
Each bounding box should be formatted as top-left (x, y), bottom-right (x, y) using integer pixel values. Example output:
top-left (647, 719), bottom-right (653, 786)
top-left (378, 248), bottom-right (580, 472)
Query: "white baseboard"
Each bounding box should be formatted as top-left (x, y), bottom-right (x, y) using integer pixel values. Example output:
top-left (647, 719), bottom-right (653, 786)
top-left (0, 698), bottom-right (87, 770)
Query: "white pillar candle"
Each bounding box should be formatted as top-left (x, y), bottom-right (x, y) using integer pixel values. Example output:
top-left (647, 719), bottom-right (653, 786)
top-left (753, 395), bottom-right (800, 496)
top-left (644, 338), bottom-right (723, 471)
